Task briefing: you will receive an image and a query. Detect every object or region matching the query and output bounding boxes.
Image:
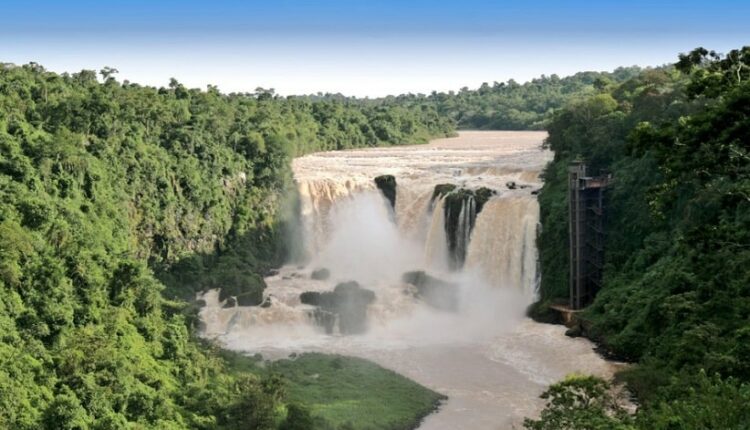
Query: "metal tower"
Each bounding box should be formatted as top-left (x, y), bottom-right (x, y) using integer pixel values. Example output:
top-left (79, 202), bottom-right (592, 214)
top-left (568, 160), bottom-right (611, 310)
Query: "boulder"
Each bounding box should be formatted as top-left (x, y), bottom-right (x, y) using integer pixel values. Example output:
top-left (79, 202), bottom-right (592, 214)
top-left (236, 291), bottom-right (262, 306)
top-left (300, 291), bottom-right (322, 306)
top-left (402, 271), bottom-right (458, 312)
top-left (299, 281), bottom-right (376, 335)
top-left (565, 323), bottom-right (583, 338)
top-left (222, 296), bottom-right (237, 308)
top-left (218, 272), bottom-right (267, 306)
top-left (333, 282), bottom-right (376, 335)
top-left (310, 268), bottom-right (331, 280)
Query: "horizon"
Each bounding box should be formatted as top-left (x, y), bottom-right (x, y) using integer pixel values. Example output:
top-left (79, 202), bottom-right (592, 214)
top-left (2, 0), bottom-right (749, 97)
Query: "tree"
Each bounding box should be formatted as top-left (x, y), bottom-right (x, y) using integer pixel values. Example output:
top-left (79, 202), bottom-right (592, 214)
top-left (523, 375), bottom-right (634, 430)
top-left (99, 67), bottom-right (119, 80)
top-left (280, 404), bottom-right (314, 430)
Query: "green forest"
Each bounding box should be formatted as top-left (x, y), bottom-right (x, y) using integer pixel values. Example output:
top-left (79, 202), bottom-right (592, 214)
top-left (529, 46), bottom-right (750, 429)
top-left (0, 63), bottom-right (452, 429)
top-left (296, 67), bottom-right (641, 131)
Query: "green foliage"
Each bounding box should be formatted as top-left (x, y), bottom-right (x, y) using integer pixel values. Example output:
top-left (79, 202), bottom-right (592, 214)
top-left (0, 62), bottom-right (453, 428)
top-left (523, 375), bottom-right (634, 430)
top-left (268, 353), bottom-right (445, 430)
top-left (636, 371), bottom-right (750, 430)
top-left (533, 46), bottom-right (750, 429)
top-left (280, 404), bottom-right (314, 430)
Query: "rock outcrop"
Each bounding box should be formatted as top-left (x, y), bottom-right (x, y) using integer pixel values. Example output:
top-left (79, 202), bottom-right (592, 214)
top-left (374, 175), bottom-right (397, 210)
top-left (402, 271), bottom-right (458, 311)
top-left (431, 184), bottom-right (496, 269)
top-left (310, 268), bottom-right (331, 280)
top-left (300, 281), bottom-right (376, 334)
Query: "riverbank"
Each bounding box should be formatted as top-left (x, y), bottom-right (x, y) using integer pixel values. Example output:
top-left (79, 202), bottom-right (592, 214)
top-left (217, 349), bottom-right (445, 429)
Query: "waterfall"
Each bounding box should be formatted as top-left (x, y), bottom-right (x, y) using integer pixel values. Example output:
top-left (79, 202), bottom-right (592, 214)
top-left (464, 195), bottom-right (540, 299)
top-left (196, 133), bottom-right (626, 430)
top-left (424, 195), bottom-right (449, 270)
top-left (454, 194), bottom-right (476, 270)
top-left (294, 178), bottom-right (540, 296)
top-left (201, 131), bottom-right (552, 340)
top-left (297, 177), bottom-right (372, 261)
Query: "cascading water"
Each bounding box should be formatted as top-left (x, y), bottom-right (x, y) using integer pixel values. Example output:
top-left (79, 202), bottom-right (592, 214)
top-left (199, 131), bottom-right (621, 429)
top-left (465, 196), bottom-right (541, 301)
top-left (425, 195), bottom-right (449, 269)
top-left (453, 195), bottom-right (474, 269)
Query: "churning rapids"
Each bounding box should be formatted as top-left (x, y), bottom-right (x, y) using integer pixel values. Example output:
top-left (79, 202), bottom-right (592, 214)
top-left (200, 131), bottom-right (620, 429)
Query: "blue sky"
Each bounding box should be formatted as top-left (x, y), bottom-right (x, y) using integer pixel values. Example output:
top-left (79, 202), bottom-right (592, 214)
top-left (2, 1), bottom-right (748, 96)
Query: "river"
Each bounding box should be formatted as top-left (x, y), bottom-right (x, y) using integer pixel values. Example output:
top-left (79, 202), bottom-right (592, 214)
top-left (200, 131), bottom-right (621, 429)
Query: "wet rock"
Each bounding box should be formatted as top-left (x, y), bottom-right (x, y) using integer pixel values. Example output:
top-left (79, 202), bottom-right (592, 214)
top-left (310, 268), bottom-right (331, 280)
top-left (195, 299), bottom-right (207, 308)
top-left (299, 281), bottom-right (376, 335)
top-left (531, 189), bottom-right (540, 195)
top-left (310, 308), bottom-right (336, 334)
top-left (236, 291), bottom-right (262, 306)
top-left (473, 187), bottom-right (497, 211)
top-left (506, 181), bottom-right (517, 190)
top-left (300, 291), bottom-right (323, 306)
top-left (437, 186), bottom-right (496, 269)
top-left (431, 183), bottom-right (457, 202)
top-left (218, 274), bottom-right (267, 306)
top-left (260, 296), bottom-right (273, 308)
top-left (565, 323), bottom-right (583, 338)
top-left (334, 282), bottom-right (376, 335)
top-left (222, 296), bottom-right (237, 308)
top-left (402, 271), bottom-right (459, 311)
top-left (374, 175), bottom-right (397, 210)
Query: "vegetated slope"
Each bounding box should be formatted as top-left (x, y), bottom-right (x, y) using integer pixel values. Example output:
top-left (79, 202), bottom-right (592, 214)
top-left (0, 63), bottom-right (453, 429)
top-left (529, 47), bottom-right (750, 428)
